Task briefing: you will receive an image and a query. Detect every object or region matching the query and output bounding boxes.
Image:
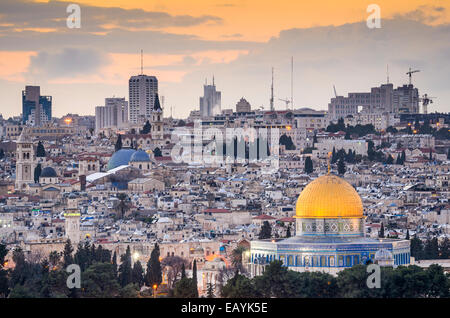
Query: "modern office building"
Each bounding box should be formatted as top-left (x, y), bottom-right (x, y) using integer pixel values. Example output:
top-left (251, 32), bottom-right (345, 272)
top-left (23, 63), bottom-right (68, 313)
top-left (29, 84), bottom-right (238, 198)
top-left (128, 75), bottom-right (158, 124)
top-left (328, 83), bottom-right (419, 120)
top-left (22, 86), bottom-right (52, 126)
top-left (95, 97), bottom-right (129, 133)
top-left (200, 78), bottom-right (221, 118)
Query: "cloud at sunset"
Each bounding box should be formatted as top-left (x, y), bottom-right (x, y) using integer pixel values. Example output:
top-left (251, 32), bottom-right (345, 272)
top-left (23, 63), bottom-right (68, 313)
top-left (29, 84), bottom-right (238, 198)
top-left (0, 0), bottom-right (449, 118)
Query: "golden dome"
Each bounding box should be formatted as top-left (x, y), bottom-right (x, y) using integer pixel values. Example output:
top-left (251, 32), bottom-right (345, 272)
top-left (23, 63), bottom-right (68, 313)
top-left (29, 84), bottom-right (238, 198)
top-left (296, 174), bottom-right (363, 219)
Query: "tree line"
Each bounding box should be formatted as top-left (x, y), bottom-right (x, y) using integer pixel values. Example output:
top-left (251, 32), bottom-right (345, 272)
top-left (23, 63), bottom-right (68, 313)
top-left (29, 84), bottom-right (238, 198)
top-left (0, 241), bottom-right (200, 298)
top-left (221, 261), bottom-right (449, 298)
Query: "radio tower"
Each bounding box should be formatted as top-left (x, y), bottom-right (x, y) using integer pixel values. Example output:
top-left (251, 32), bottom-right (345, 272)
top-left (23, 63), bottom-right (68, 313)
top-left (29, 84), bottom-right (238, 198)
top-left (270, 67), bottom-right (274, 111)
top-left (291, 56), bottom-right (294, 110)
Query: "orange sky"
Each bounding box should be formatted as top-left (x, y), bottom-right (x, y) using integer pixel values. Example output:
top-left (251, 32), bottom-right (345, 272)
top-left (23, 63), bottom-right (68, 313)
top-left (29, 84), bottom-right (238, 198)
top-left (52, 0), bottom-right (450, 41)
top-left (1, 0), bottom-right (449, 118)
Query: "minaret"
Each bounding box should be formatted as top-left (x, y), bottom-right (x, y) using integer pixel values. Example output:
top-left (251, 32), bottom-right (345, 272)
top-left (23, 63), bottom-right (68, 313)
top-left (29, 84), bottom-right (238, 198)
top-left (64, 194), bottom-right (81, 245)
top-left (15, 128), bottom-right (36, 190)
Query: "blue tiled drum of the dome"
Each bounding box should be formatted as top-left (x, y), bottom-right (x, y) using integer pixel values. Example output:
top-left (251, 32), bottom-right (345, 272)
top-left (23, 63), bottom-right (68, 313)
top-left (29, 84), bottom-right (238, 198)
top-left (107, 149), bottom-right (136, 171)
top-left (130, 150), bottom-right (150, 162)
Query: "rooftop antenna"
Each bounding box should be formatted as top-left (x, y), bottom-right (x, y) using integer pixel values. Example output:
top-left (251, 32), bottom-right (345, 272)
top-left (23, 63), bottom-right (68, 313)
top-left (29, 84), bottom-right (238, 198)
top-left (140, 49), bottom-right (143, 75)
top-left (291, 56), bottom-right (294, 110)
top-left (386, 64), bottom-right (390, 84)
top-left (270, 67), bottom-right (274, 111)
top-left (213, 75), bottom-right (215, 86)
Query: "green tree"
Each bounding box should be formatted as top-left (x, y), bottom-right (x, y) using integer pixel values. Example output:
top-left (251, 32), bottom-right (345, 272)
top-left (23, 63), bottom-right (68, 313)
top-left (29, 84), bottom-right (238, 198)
top-left (304, 157), bottom-right (313, 174)
top-left (154, 147), bottom-right (162, 157)
top-left (145, 243), bottom-right (162, 287)
top-left (0, 244), bottom-right (9, 297)
top-left (279, 134), bottom-right (296, 150)
top-left (386, 154), bottom-right (394, 165)
top-left (424, 237), bottom-right (439, 259)
top-left (119, 283), bottom-right (139, 298)
top-left (181, 262), bottom-right (186, 279)
top-left (115, 134), bottom-right (123, 152)
top-left (141, 120), bottom-right (151, 134)
top-left (34, 163), bottom-right (42, 183)
top-left (62, 239), bottom-right (74, 267)
top-left (231, 246), bottom-right (246, 270)
top-left (36, 141), bottom-right (46, 157)
top-left (221, 272), bottom-right (257, 298)
top-left (118, 246), bottom-right (133, 287)
top-left (258, 221), bottom-right (272, 239)
top-left (173, 277), bottom-right (198, 298)
top-left (344, 130), bottom-right (351, 140)
top-left (82, 262), bottom-right (120, 298)
top-left (337, 265), bottom-right (382, 298)
top-left (192, 259), bottom-right (198, 297)
top-left (112, 251), bottom-right (118, 276)
top-left (337, 158), bottom-right (346, 175)
top-left (439, 237), bottom-right (450, 259)
top-left (379, 223), bottom-right (385, 238)
top-left (132, 260), bottom-right (144, 288)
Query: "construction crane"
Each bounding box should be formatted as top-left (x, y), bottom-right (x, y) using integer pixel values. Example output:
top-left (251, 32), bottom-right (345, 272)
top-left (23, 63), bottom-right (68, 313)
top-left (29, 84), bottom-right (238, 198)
top-left (333, 85), bottom-right (338, 98)
top-left (420, 94), bottom-right (436, 114)
top-left (279, 98), bottom-right (291, 110)
top-left (406, 67), bottom-right (420, 85)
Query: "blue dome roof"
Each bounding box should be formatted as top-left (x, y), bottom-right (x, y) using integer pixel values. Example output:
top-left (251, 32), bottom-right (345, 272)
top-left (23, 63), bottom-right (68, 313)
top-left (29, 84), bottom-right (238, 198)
top-left (40, 167), bottom-right (57, 178)
top-left (107, 149), bottom-right (136, 171)
top-left (130, 149), bottom-right (150, 162)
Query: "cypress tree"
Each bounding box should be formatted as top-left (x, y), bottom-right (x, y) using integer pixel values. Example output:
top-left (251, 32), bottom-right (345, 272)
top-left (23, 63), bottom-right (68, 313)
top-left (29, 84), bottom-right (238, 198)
top-left (258, 221), bottom-right (272, 239)
top-left (181, 262), bottom-right (186, 279)
top-left (36, 141), bottom-right (46, 157)
top-left (62, 239), bottom-right (74, 267)
top-left (379, 223), bottom-right (385, 238)
top-left (146, 243), bottom-right (162, 287)
top-left (34, 163), bottom-right (42, 183)
top-left (115, 134), bottom-right (123, 151)
top-left (337, 158), bottom-right (346, 175)
top-left (304, 157), bottom-right (313, 174)
top-left (118, 246), bottom-right (133, 287)
top-left (132, 260), bottom-right (144, 287)
top-left (142, 120), bottom-right (151, 134)
top-left (192, 259), bottom-right (198, 298)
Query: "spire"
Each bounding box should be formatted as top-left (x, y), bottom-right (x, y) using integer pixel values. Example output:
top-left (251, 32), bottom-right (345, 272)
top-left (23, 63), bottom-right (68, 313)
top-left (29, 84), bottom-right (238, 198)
top-left (153, 93), bottom-right (162, 111)
top-left (213, 75), bottom-right (215, 86)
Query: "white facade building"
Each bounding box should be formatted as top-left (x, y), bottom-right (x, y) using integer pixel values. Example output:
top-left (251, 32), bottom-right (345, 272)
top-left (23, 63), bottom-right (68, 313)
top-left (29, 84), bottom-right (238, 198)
top-left (129, 75), bottom-right (158, 124)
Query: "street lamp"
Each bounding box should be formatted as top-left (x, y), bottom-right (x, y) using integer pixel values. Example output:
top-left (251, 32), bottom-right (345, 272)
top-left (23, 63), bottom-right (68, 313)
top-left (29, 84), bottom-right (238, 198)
top-left (152, 284), bottom-right (158, 298)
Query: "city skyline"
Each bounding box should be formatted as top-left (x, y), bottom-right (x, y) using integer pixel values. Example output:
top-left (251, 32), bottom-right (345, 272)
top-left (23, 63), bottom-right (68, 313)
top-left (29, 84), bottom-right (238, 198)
top-left (0, 1), bottom-right (449, 119)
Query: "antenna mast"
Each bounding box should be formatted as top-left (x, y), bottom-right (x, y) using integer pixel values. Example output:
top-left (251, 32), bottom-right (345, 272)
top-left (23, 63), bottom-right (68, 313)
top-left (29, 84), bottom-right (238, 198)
top-left (291, 56), bottom-right (294, 110)
top-left (140, 49), bottom-right (143, 75)
top-left (270, 67), bottom-right (274, 111)
top-left (387, 64), bottom-right (389, 84)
